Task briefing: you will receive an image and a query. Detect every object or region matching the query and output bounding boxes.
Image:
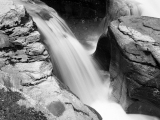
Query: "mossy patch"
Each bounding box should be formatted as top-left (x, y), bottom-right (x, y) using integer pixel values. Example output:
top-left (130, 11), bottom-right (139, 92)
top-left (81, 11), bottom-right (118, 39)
top-left (0, 88), bottom-right (47, 120)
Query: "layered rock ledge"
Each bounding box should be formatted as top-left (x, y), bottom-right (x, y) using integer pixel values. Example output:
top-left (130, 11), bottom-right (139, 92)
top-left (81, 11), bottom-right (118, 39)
top-left (94, 0), bottom-right (141, 70)
top-left (0, 0), bottom-right (101, 119)
top-left (108, 16), bottom-right (160, 117)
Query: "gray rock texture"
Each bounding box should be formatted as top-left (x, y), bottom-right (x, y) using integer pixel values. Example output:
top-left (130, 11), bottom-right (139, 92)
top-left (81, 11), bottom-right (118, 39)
top-left (0, 0), bottom-right (101, 120)
top-left (108, 16), bottom-right (160, 117)
top-left (0, 84), bottom-right (56, 120)
top-left (94, 0), bottom-right (141, 70)
top-left (103, 0), bottom-right (140, 33)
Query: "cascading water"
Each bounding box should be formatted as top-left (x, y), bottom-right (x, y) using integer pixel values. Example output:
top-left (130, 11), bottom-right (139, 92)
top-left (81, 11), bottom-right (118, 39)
top-left (13, 0), bottom-right (160, 120)
top-left (14, 0), bottom-right (110, 104)
top-left (134, 0), bottom-right (160, 18)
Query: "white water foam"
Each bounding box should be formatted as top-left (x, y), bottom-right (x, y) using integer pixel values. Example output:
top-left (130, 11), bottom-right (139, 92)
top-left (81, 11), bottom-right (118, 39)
top-left (133, 0), bottom-right (160, 18)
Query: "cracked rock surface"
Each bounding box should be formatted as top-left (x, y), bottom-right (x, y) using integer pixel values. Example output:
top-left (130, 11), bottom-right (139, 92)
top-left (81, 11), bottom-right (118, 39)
top-left (94, 0), bottom-right (141, 71)
top-left (0, 0), bottom-right (101, 120)
top-left (108, 16), bottom-right (160, 118)
top-left (103, 0), bottom-right (140, 33)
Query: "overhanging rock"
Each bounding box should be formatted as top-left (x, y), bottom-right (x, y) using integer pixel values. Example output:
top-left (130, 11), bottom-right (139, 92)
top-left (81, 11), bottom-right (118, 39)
top-left (108, 16), bottom-right (160, 117)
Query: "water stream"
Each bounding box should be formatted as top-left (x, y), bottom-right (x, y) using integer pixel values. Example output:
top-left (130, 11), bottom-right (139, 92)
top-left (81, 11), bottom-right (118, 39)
top-left (14, 0), bottom-right (160, 120)
top-left (32, 10), bottom-right (158, 120)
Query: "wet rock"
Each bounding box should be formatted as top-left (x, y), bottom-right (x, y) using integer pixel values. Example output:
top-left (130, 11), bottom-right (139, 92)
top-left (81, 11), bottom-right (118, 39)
top-left (103, 0), bottom-right (140, 32)
top-left (108, 16), bottom-right (160, 113)
top-left (130, 87), bottom-right (160, 109)
top-left (127, 101), bottom-right (160, 118)
top-left (23, 77), bottom-right (101, 120)
top-left (0, 0), bottom-right (101, 120)
top-left (0, 84), bottom-right (56, 120)
top-left (95, 0), bottom-right (141, 71)
top-left (93, 33), bottom-right (111, 71)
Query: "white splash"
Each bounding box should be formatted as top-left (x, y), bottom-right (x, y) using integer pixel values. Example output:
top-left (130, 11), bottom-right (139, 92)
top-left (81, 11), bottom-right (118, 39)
top-left (129, 0), bottom-right (160, 18)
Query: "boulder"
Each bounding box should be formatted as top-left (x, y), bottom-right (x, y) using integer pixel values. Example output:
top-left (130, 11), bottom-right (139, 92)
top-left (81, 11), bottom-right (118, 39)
top-left (108, 16), bottom-right (160, 114)
top-left (102, 0), bottom-right (140, 33)
top-left (0, 0), bottom-right (101, 120)
top-left (95, 0), bottom-right (141, 71)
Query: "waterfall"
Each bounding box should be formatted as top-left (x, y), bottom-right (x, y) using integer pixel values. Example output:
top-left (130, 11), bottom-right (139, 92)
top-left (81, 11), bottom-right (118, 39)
top-left (30, 11), bottom-right (158, 120)
top-left (128, 0), bottom-right (160, 18)
top-left (13, 0), bottom-right (160, 120)
top-left (28, 10), bottom-right (109, 105)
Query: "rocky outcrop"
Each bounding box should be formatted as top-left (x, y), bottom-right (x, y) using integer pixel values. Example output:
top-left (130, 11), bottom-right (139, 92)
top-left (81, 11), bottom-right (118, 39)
top-left (94, 0), bottom-right (141, 70)
top-left (95, 0), bottom-right (160, 117)
top-left (103, 0), bottom-right (140, 33)
top-left (0, 0), bottom-right (101, 120)
top-left (108, 16), bottom-right (160, 117)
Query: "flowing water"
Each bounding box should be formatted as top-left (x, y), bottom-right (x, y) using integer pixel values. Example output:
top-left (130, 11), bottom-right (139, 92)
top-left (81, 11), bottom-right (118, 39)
top-left (32, 14), bottom-right (109, 105)
top-left (14, 0), bottom-right (160, 120)
top-left (134, 0), bottom-right (160, 18)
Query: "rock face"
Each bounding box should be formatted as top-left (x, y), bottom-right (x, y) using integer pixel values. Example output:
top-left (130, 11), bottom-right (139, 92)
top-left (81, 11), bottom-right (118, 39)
top-left (94, 0), bottom-right (141, 70)
top-left (95, 0), bottom-right (160, 117)
top-left (103, 0), bottom-right (140, 33)
top-left (0, 84), bottom-right (56, 120)
top-left (108, 16), bottom-right (160, 117)
top-left (0, 0), bottom-right (101, 120)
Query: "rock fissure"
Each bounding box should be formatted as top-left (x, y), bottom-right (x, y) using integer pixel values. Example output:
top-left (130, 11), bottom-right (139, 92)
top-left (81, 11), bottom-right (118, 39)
top-left (115, 24), bottom-right (159, 68)
top-left (109, 16), bottom-right (160, 115)
top-left (65, 102), bottom-right (89, 116)
top-left (143, 23), bottom-right (160, 31)
top-left (123, 49), bottom-right (158, 68)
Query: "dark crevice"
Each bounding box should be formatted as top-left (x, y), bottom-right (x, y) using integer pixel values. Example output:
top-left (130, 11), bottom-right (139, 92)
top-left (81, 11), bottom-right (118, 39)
top-left (7, 58), bottom-right (16, 66)
top-left (20, 11), bottom-right (31, 26)
top-left (0, 44), bottom-right (24, 52)
top-left (65, 102), bottom-right (89, 116)
top-left (143, 23), bottom-right (160, 31)
top-left (5, 30), bottom-right (14, 35)
top-left (22, 79), bottom-right (47, 87)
